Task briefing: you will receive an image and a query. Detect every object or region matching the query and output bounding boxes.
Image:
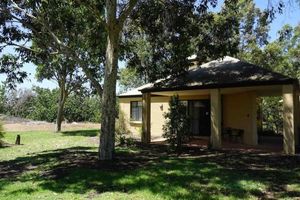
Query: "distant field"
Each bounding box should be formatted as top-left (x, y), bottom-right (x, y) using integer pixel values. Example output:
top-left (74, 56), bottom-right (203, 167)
top-left (3, 122), bottom-right (100, 132)
top-left (0, 114), bottom-right (100, 132)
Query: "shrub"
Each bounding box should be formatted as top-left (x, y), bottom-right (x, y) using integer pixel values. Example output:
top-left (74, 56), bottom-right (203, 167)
top-left (163, 95), bottom-right (190, 152)
top-left (28, 87), bottom-right (58, 122)
top-left (64, 94), bottom-right (101, 123)
top-left (115, 109), bottom-right (131, 145)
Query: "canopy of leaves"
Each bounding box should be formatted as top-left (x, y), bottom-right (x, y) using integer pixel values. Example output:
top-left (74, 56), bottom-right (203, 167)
top-left (118, 67), bottom-right (145, 93)
top-left (0, 0), bottom-right (106, 92)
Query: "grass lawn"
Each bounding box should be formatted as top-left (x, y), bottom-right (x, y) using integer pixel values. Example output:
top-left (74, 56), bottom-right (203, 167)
top-left (0, 130), bottom-right (300, 200)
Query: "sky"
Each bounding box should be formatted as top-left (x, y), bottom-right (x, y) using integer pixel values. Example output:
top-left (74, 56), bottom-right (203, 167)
top-left (1, 0), bottom-right (300, 90)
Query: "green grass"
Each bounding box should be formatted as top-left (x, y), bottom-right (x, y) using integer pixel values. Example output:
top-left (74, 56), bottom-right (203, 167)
top-left (0, 130), bottom-right (300, 200)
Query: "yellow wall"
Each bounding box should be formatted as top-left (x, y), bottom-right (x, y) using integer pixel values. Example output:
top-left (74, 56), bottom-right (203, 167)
top-left (119, 92), bottom-right (258, 145)
top-left (119, 97), bottom-right (143, 137)
top-left (119, 95), bottom-right (210, 139)
top-left (119, 96), bottom-right (170, 138)
top-left (222, 92), bottom-right (257, 145)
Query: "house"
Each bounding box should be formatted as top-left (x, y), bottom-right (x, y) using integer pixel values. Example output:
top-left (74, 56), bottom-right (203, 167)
top-left (118, 56), bottom-right (299, 155)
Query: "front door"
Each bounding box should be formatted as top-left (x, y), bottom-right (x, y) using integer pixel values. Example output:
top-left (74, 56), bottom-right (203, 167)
top-left (188, 100), bottom-right (211, 136)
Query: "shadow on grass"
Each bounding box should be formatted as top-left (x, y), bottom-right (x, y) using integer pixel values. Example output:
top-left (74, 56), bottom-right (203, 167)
top-left (1, 143), bottom-right (300, 199)
top-left (62, 129), bottom-right (99, 137)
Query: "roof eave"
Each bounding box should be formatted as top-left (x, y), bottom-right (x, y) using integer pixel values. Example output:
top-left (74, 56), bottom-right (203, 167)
top-left (140, 79), bottom-right (297, 93)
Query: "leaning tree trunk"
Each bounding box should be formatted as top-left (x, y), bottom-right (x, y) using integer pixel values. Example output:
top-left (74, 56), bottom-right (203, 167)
top-left (55, 82), bottom-right (67, 132)
top-left (99, 29), bottom-right (120, 160)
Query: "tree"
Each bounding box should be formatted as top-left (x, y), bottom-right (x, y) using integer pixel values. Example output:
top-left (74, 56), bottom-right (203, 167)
top-left (0, 55), bottom-right (27, 89)
top-left (35, 55), bottom-right (86, 132)
top-left (119, 67), bottom-right (145, 93)
top-left (0, 0), bottom-right (106, 131)
top-left (163, 95), bottom-right (189, 152)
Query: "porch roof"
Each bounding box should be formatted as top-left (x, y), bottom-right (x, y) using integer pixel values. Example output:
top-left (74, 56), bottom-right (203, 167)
top-left (119, 56), bottom-right (297, 97)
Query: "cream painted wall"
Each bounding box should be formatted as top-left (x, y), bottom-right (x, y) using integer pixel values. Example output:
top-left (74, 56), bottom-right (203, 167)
top-left (120, 92), bottom-right (258, 145)
top-left (222, 92), bottom-right (257, 145)
top-left (119, 96), bottom-right (170, 138)
top-left (119, 95), bottom-right (211, 139)
top-left (119, 97), bottom-right (143, 137)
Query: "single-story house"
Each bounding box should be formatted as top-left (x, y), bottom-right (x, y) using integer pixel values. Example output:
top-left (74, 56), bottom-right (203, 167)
top-left (118, 56), bottom-right (299, 155)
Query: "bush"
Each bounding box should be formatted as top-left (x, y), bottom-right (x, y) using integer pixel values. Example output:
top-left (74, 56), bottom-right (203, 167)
top-left (28, 87), bottom-right (58, 122)
top-left (64, 94), bottom-right (101, 123)
top-left (115, 109), bottom-right (131, 145)
top-left (163, 95), bottom-right (190, 152)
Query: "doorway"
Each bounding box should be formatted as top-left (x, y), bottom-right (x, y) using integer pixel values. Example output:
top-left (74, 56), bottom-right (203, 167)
top-left (188, 100), bottom-right (211, 136)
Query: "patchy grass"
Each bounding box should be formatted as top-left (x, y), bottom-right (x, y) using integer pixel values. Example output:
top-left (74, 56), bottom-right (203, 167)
top-left (0, 131), bottom-right (300, 200)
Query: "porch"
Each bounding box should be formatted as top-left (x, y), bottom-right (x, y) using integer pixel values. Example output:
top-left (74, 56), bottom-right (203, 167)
top-left (141, 84), bottom-right (299, 155)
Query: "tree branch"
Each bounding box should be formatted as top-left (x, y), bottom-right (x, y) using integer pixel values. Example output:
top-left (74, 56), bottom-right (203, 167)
top-left (1, 42), bottom-right (36, 53)
top-left (118, 0), bottom-right (138, 27)
top-left (81, 66), bottom-right (103, 97)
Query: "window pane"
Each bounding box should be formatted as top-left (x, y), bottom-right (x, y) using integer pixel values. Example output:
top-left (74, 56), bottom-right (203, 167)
top-left (138, 106), bottom-right (142, 121)
top-left (130, 101), bottom-right (142, 121)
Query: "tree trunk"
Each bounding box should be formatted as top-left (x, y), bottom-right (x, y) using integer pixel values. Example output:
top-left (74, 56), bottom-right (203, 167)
top-left (99, 0), bottom-right (137, 160)
top-left (55, 83), bottom-right (67, 132)
top-left (99, 30), bottom-right (120, 160)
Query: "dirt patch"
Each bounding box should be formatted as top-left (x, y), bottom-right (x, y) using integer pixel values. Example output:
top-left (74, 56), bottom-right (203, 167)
top-left (3, 122), bottom-right (100, 132)
top-left (0, 114), bottom-right (100, 132)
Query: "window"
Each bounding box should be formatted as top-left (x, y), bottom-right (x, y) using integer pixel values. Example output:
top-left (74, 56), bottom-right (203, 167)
top-left (130, 101), bottom-right (142, 121)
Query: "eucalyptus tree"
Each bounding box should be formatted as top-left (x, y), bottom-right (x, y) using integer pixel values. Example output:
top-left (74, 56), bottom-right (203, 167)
top-left (0, 0), bottom-right (106, 132)
top-left (35, 55), bottom-right (86, 132)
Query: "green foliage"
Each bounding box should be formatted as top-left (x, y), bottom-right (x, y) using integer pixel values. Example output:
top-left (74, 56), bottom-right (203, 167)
top-left (261, 97), bottom-right (283, 134)
top-left (4, 89), bottom-right (36, 119)
top-left (241, 23), bottom-right (300, 135)
top-left (28, 87), bottom-right (58, 122)
top-left (115, 109), bottom-right (131, 146)
top-left (0, 55), bottom-right (28, 89)
top-left (126, 0), bottom-right (241, 83)
top-left (0, 87), bottom-right (101, 123)
top-left (64, 94), bottom-right (101, 123)
top-left (163, 95), bottom-right (189, 151)
top-left (119, 68), bottom-right (145, 93)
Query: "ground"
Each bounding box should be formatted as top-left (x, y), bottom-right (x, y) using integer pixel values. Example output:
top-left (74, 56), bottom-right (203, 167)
top-left (0, 130), bottom-right (300, 200)
top-left (0, 114), bottom-right (100, 132)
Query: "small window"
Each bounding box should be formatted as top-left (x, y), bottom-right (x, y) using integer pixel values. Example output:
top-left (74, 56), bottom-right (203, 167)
top-left (130, 101), bottom-right (142, 121)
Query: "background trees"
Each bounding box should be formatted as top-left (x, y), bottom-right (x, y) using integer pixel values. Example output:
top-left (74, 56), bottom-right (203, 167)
top-left (0, 86), bottom-right (101, 123)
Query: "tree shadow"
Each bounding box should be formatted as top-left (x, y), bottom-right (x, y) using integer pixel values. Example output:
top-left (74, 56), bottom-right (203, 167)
top-left (1, 143), bottom-right (300, 199)
top-left (61, 129), bottom-right (99, 137)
